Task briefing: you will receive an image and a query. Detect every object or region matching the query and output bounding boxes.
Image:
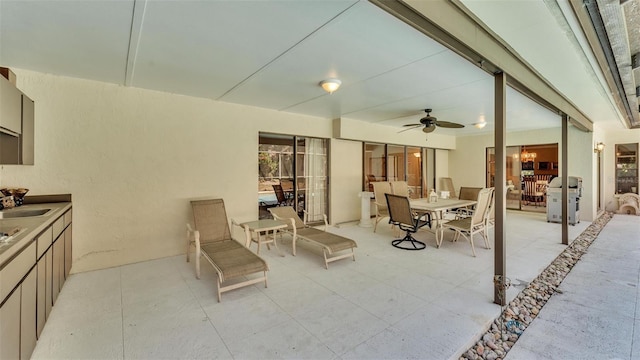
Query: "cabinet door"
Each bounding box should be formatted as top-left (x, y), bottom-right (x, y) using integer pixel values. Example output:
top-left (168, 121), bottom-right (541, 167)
top-left (21, 94), bottom-right (34, 165)
top-left (0, 75), bottom-right (22, 134)
top-left (45, 248), bottom-right (52, 318)
top-left (0, 288), bottom-right (21, 360)
top-left (64, 225), bottom-right (72, 279)
top-left (58, 232), bottom-right (66, 288)
top-left (21, 269), bottom-right (37, 360)
top-left (52, 238), bottom-right (63, 303)
top-left (37, 256), bottom-right (47, 338)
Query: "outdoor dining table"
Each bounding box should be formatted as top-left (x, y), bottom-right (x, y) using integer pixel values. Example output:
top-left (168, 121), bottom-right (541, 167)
top-left (409, 198), bottom-right (477, 247)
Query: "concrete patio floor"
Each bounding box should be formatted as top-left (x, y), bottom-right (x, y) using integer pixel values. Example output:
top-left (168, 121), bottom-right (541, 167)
top-left (32, 210), bottom-right (594, 359)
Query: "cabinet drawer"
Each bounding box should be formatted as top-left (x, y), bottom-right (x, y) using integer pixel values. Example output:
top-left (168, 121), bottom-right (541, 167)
top-left (0, 241), bottom-right (36, 302)
top-left (37, 227), bottom-right (53, 259)
top-left (52, 216), bottom-right (64, 240)
top-left (64, 210), bottom-right (72, 226)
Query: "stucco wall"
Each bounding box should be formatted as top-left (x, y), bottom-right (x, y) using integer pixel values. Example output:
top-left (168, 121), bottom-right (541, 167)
top-left (1, 69), bottom-right (348, 273)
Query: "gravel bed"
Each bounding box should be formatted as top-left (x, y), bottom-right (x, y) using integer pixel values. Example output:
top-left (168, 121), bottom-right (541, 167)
top-left (460, 212), bottom-right (615, 360)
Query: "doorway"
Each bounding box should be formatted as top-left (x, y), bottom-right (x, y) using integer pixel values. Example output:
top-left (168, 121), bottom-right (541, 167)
top-left (487, 143), bottom-right (558, 212)
top-left (258, 133), bottom-right (328, 222)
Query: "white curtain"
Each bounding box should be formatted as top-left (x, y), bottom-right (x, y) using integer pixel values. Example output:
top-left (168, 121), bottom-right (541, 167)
top-left (304, 138), bottom-right (327, 222)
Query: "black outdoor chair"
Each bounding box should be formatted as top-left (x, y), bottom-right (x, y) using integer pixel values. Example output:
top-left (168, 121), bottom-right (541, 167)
top-left (385, 194), bottom-right (431, 250)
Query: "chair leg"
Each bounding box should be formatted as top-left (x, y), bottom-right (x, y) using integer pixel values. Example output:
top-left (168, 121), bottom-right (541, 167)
top-left (391, 231), bottom-right (426, 250)
top-left (292, 235), bottom-right (297, 256)
top-left (462, 233), bottom-right (476, 257)
top-left (351, 248), bottom-right (356, 262)
top-left (186, 232), bottom-right (191, 263)
top-left (217, 277), bottom-right (222, 303)
top-left (483, 230), bottom-right (491, 249)
top-left (195, 246), bottom-right (201, 279)
top-left (323, 250), bottom-right (329, 270)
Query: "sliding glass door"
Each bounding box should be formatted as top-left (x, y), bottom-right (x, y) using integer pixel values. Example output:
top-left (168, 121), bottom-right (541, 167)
top-left (487, 144), bottom-right (558, 211)
top-left (296, 137), bottom-right (328, 223)
top-left (258, 133), bottom-right (328, 223)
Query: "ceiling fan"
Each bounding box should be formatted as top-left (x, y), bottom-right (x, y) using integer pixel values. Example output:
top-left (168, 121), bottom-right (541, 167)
top-left (400, 109), bottom-right (465, 133)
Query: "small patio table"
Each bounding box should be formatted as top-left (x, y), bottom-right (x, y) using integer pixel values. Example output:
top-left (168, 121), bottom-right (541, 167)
top-left (240, 219), bottom-right (288, 256)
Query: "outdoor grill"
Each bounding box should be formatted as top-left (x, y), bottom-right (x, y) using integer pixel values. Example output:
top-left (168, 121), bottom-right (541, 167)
top-left (546, 176), bottom-right (582, 225)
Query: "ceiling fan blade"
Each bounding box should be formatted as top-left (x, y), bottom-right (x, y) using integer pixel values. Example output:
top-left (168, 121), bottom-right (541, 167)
top-left (434, 120), bottom-right (465, 129)
top-left (422, 124), bottom-right (436, 133)
top-left (398, 124), bottom-right (422, 133)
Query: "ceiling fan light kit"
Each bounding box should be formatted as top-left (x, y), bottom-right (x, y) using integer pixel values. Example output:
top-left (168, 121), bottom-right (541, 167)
top-left (474, 121), bottom-right (487, 129)
top-left (401, 108), bottom-right (465, 135)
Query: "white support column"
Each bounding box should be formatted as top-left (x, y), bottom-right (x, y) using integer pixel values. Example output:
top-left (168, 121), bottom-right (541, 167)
top-left (358, 191), bottom-right (374, 227)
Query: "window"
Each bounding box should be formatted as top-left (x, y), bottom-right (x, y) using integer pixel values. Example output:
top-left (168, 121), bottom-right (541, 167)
top-left (364, 143), bottom-right (431, 198)
top-left (615, 143), bottom-right (638, 194)
top-left (364, 143), bottom-right (386, 191)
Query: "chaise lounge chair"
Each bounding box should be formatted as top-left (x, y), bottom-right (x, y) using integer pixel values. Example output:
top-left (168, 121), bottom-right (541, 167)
top-left (187, 198), bottom-right (269, 302)
top-left (268, 206), bottom-right (357, 269)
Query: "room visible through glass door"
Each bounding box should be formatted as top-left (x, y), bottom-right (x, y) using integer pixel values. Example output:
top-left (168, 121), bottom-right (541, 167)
top-left (258, 133), bottom-right (329, 222)
top-left (487, 146), bottom-right (522, 210)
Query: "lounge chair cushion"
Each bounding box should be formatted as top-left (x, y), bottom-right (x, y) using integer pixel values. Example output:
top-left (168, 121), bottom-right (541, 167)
top-left (201, 240), bottom-right (268, 280)
top-left (296, 227), bottom-right (357, 254)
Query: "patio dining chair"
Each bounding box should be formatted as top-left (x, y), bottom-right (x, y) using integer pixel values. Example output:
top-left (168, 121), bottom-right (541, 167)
top-left (442, 187), bottom-right (493, 257)
top-left (372, 181), bottom-right (392, 233)
top-left (385, 193), bottom-right (431, 250)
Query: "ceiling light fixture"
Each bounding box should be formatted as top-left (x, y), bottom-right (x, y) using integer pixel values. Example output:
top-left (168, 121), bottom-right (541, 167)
top-left (474, 121), bottom-right (487, 129)
top-left (319, 78), bottom-right (341, 94)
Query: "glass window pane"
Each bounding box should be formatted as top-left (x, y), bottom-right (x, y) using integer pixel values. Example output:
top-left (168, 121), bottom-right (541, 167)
top-left (364, 143), bottom-right (386, 191)
top-left (297, 137), bottom-right (328, 222)
top-left (387, 145), bottom-right (405, 182)
top-left (406, 147), bottom-right (422, 198)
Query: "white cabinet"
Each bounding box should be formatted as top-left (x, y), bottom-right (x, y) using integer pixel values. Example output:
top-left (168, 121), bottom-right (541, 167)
top-left (0, 75), bottom-right (22, 135)
top-left (20, 269), bottom-right (37, 360)
top-left (0, 73), bottom-right (35, 165)
top-left (21, 94), bottom-right (34, 165)
top-left (36, 255), bottom-right (47, 338)
top-left (0, 287), bottom-right (21, 359)
top-left (0, 205), bottom-right (72, 357)
top-left (0, 242), bottom-right (37, 360)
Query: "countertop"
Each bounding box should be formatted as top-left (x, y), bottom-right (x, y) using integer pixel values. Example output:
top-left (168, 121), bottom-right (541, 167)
top-left (0, 202), bottom-right (71, 266)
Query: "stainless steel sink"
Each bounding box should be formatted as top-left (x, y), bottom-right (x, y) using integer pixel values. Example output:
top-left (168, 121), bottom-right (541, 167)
top-left (0, 208), bottom-right (51, 219)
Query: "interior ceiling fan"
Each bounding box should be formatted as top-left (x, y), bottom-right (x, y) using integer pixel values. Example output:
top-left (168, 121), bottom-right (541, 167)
top-left (400, 109), bottom-right (465, 133)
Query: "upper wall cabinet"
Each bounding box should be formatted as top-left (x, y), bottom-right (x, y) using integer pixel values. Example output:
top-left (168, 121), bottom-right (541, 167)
top-left (0, 76), bottom-right (22, 135)
top-left (0, 73), bottom-right (34, 165)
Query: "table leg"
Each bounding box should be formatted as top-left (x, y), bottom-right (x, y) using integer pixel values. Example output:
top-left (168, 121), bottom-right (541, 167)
top-left (256, 232), bottom-right (262, 254)
top-left (436, 210), bottom-right (443, 248)
top-left (272, 229), bottom-right (285, 257)
top-left (243, 225), bottom-right (252, 248)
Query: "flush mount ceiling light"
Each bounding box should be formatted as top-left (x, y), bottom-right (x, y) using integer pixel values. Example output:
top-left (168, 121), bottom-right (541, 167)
top-left (319, 78), bottom-right (341, 94)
